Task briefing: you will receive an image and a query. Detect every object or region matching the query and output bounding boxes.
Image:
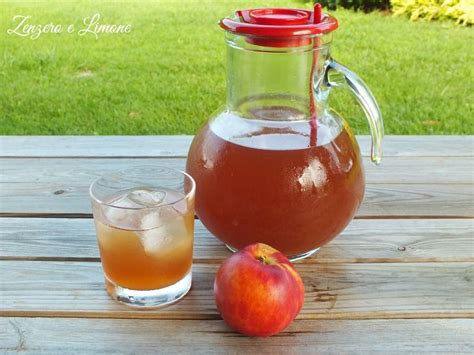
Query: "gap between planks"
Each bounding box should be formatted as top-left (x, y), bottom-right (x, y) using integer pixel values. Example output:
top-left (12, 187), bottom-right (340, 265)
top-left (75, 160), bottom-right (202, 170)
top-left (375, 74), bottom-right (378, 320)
top-left (1, 310), bottom-right (473, 321)
top-left (2, 256), bottom-right (474, 263)
top-left (0, 155), bottom-right (472, 159)
top-left (1, 213), bottom-right (473, 219)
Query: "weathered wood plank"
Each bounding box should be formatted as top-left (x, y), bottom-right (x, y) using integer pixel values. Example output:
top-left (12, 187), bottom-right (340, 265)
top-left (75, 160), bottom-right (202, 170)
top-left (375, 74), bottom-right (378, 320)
top-left (1, 261), bottom-right (472, 319)
top-left (1, 158), bottom-right (473, 216)
top-left (1, 156), bottom-right (473, 184)
top-left (0, 136), bottom-right (193, 158)
top-left (361, 184), bottom-right (473, 217)
top-left (1, 318), bottom-right (472, 353)
top-left (1, 135), bottom-right (473, 157)
top-left (1, 218), bottom-right (472, 263)
top-left (1, 183), bottom-right (471, 217)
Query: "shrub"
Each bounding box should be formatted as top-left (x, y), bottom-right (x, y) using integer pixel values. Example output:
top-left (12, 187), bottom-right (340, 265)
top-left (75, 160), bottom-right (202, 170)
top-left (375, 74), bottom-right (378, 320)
top-left (338, 0), bottom-right (390, 11)
top-left (308, 0), bottom-right (473, 23)
top-left (390, 0), bottom-right (474, 24)
top-left (311, 0), bottom-right (390, 11)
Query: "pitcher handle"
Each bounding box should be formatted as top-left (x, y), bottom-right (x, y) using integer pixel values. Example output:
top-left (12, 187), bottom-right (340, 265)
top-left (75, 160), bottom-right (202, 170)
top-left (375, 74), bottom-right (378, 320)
top-left (325, 59), bottom-right (384, 165)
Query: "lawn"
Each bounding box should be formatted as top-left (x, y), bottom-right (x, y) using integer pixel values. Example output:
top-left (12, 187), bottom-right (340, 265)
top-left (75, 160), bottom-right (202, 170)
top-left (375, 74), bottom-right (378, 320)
top-left (0, 0), bottom-right (472, 135)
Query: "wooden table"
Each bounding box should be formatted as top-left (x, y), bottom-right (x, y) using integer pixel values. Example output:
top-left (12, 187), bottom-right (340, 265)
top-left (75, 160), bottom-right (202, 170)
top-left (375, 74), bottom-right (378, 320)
top-left (0, 135), bottom-right (473, 353)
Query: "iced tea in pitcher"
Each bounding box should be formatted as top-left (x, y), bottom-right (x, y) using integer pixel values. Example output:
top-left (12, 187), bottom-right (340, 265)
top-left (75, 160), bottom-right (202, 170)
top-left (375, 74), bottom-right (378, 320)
top-left (186, 5), bottom-right (383, 260)
top-left (187, 109), bottom-right (365, 258)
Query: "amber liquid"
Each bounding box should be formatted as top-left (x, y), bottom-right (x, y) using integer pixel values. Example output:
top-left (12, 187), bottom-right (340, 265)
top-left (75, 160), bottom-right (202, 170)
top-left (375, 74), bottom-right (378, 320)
top-left (186, 113), bottom-right (364, 257)
top-left (94, 190), bottom-right (194, 290)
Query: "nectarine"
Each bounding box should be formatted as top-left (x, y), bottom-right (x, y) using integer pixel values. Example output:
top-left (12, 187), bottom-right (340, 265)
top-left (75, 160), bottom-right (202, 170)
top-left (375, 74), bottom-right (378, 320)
top-left (214, 243), bottom-right (304, 337)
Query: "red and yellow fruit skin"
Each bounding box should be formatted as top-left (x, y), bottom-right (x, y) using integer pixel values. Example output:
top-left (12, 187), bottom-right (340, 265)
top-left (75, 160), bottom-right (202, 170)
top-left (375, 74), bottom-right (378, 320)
top-left (214, 243), bottom-right (305, 337)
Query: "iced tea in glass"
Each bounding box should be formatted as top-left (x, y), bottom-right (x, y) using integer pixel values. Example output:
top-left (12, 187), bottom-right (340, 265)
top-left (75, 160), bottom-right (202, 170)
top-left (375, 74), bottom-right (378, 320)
top-left (90, 167), bottom-right (195, 307)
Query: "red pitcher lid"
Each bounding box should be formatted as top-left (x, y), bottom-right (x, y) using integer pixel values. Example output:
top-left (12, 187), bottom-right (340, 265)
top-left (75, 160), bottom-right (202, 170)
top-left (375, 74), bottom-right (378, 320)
top-left (220, 4), bottom-right (338, 47)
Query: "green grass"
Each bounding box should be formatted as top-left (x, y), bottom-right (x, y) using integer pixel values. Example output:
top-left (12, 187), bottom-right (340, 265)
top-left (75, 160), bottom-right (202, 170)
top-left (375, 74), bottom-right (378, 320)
top-left (0, 0), bottom-right (472, 135)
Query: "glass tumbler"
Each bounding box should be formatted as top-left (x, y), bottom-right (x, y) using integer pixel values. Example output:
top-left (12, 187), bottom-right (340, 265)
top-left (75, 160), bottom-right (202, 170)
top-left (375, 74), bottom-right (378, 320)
top-left (90, 166), bottom-right (195, 307)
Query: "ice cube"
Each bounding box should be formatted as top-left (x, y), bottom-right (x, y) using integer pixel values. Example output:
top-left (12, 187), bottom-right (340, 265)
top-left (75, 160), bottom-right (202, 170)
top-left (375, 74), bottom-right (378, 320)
top-left (140, 204), bottom-right (182, 230)
top-left (137, 215), bottom-right (188, 257)
top-left (103, 204), bottom-right (135, 229)
top-left (102, 188), bottom-right (167, 229)
top-left (127, 188), bottom-right (166, 207)
top-left (140, 212), bottom-right (161, 231)
top-left (171, 196), bottom-right (189, 215)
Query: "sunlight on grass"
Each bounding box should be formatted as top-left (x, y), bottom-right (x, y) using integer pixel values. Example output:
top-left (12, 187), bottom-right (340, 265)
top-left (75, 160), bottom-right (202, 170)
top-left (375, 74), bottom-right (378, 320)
top-left (0, 0), bottom-right (472, 134)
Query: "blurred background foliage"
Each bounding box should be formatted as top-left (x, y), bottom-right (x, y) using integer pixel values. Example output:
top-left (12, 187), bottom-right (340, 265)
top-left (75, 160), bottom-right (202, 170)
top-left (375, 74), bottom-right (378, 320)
top-left (392, 0), bottom-right (473, 25)
top-left (306, 0), bottom-right (473, 24)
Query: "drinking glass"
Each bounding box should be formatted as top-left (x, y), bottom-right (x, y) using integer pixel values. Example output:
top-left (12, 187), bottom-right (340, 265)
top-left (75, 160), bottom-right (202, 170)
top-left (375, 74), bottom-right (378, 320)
top-left (90, 166), bottom-right (195, 307)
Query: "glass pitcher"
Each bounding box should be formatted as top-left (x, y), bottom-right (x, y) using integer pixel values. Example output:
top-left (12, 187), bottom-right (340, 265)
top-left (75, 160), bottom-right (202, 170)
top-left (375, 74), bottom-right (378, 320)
top-left (186, 4), bottom-right (383, 260)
